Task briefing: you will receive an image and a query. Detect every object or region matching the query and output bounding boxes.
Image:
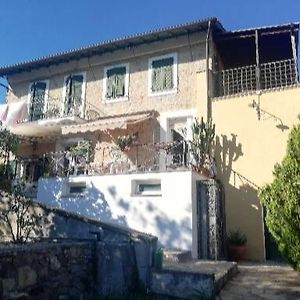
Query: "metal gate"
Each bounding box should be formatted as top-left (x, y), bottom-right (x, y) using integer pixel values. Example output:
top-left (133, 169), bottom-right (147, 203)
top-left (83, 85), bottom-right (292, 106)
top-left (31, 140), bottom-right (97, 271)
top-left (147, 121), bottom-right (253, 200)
top-left (197, 180), bottom-right (226, 260)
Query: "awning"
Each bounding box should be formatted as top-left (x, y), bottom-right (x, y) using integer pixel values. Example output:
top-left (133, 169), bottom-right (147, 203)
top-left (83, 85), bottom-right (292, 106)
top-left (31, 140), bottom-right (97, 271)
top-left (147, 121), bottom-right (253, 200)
top-left (62, 111), bottom-right (154, 135)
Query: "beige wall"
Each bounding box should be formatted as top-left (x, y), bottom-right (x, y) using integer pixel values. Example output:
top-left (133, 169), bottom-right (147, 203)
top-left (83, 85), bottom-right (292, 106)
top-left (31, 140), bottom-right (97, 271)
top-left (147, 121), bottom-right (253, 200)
top-left (211, 86), bottom-right (300, 260)
top-left (6, 32), bottom-right (207, 118)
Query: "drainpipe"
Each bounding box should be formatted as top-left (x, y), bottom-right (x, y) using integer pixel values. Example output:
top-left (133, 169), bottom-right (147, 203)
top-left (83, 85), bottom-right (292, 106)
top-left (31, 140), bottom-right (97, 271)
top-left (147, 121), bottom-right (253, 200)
top-left (206, 20), bottom-right (212, 121)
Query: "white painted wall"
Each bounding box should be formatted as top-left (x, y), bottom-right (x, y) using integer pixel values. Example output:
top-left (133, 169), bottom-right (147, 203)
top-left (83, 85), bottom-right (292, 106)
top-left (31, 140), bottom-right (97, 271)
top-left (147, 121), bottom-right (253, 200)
top-left (37, 170), bottom-right (201, 251)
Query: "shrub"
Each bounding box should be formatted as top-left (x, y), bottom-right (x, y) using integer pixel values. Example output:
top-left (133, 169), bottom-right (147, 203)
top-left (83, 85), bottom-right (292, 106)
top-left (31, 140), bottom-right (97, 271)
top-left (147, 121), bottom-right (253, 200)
top-left (259, 118), bottom-right (300, 272)
top-left (227, 230), bottom-right (247, 246)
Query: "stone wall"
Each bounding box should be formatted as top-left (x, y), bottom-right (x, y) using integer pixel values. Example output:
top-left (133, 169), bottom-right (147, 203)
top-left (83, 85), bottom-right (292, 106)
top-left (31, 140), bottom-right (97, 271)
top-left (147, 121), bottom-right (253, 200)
top-left (0, 242), bottom-right (94, 300)
top-left (0, 192), bottom-right (158, 298)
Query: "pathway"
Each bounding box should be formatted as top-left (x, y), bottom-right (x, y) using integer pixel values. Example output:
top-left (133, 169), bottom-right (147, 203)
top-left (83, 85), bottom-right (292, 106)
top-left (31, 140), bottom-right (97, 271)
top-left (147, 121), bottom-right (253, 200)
top-left (218, 262), bottom-right (300, 300)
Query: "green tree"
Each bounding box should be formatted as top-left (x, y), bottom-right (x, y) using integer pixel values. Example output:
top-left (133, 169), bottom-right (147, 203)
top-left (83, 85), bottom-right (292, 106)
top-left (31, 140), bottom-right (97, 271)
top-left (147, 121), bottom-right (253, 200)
top-left (0, 128), bottom-right (19, 180)
top-left (259, 119), bottom-right (300, 272)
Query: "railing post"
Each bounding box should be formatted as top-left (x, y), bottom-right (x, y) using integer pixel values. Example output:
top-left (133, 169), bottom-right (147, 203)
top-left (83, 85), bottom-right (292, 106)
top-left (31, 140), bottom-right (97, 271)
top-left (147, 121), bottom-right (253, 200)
top-left (290, 25), bottom-right (299, 83)
top-left (255, 30), bottom-right (261, 91)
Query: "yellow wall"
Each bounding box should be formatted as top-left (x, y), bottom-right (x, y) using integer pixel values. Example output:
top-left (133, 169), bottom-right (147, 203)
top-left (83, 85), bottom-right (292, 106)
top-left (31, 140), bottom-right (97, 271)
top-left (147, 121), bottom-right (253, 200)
top-left (210, 86), bottom-right (300, 260)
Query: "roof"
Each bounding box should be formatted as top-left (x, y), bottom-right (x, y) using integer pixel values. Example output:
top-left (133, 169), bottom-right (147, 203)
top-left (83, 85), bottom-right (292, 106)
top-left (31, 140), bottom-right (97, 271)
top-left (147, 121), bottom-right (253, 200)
top-left (0, 17), bottom-right (224, 76)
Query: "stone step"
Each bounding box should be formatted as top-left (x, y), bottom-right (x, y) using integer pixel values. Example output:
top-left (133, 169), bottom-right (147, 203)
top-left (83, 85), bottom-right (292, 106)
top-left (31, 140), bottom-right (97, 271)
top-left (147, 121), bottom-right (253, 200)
top-left (151, 260), bottom-right (238, 299)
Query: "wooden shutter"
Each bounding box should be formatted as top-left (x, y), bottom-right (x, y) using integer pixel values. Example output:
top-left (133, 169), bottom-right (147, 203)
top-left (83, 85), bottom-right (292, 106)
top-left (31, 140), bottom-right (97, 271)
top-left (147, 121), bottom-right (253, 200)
top-left (30, 82), bottom-right (46, 121)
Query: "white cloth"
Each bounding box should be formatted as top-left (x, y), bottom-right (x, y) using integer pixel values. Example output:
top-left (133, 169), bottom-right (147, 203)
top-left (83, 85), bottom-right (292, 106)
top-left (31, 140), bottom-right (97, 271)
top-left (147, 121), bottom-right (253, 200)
top-left (0, 104), bottom-right (8, 123)
top-left (3, 100), bottom-right (28, 128)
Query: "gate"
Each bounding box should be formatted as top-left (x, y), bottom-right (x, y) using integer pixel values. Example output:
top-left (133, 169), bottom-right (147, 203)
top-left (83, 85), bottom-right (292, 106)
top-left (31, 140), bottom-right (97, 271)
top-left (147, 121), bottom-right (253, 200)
top-left (197, 180), bottom-right (226, 260)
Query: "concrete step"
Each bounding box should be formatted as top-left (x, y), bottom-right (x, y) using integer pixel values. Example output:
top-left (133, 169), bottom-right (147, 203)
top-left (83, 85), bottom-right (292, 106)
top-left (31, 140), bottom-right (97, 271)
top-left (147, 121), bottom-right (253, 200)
top-left (151, 260), bottom-right (238, 299)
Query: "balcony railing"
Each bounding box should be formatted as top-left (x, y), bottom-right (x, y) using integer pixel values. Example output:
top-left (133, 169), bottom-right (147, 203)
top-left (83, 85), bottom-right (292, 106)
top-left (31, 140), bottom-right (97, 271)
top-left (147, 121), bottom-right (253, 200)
top-left (215, 59), bottom-right (298, 97)
top-left (29, 96), bottom-right (84, 122)
top-left (15, 141), bottom-right (192, 182)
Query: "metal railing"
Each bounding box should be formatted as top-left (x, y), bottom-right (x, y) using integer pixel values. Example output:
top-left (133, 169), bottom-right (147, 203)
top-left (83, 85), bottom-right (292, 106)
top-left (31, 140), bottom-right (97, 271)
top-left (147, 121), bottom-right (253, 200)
top-left (29, 96), bottom-right (84, 122)
top-left (215, 59), bottom-right (298, 97)
top-left (15, 141), bottom-right (192, 181)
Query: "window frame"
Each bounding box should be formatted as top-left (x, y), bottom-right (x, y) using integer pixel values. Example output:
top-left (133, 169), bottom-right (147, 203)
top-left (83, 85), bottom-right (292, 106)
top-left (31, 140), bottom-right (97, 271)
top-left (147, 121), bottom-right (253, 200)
top-left (62, 72), bottom-right (87, 118)
top-left (27, 79), bottom-right (49, 121)
top-left (103, 63), bottom-right (129, 103)
top-left (131, 179), bottom-right (162, 197)
top-left (148, 53), bottom-right (178, 96)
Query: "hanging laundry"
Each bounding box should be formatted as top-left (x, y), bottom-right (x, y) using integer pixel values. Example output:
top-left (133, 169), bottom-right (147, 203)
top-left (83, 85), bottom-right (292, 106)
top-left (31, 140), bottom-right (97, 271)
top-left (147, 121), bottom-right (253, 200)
top-left (0, 103), bottom-right (8, 124)
top-left (3, 100), bottom-right (28, 128)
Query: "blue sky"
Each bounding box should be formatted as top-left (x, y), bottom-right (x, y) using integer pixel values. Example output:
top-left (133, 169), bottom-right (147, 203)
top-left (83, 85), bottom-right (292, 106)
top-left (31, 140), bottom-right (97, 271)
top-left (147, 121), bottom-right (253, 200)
top-left (0, 0), bottom-right (299, 101)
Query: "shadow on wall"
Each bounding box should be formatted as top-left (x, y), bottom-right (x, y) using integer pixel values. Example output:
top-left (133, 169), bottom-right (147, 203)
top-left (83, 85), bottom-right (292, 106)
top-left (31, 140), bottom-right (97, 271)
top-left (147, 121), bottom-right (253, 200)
top-left (214, 134), bottom-right (263, 259)
top-left (41, 180), bottom-right (127, 227)
top-left (37, 178), bottom-right (192, 250)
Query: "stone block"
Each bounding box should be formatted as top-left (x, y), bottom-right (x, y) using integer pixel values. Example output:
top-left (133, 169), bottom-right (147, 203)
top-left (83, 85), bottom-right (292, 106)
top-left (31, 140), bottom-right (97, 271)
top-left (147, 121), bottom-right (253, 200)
top-left (50, 255), bottom-right (61, 271)
top-left (2, 278), bottom-right (16, 295)
top-left (18, 266), bottom-right (37, 289)
top-left (151, 270), bottom-right (215, 299)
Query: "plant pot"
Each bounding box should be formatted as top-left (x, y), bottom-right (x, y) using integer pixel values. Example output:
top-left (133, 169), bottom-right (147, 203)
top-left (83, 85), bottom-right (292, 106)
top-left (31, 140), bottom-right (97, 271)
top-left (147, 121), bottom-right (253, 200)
top-left (192, 165), bottom-right (211, 177)
top-left (228, 245), bottom-right (247, 261)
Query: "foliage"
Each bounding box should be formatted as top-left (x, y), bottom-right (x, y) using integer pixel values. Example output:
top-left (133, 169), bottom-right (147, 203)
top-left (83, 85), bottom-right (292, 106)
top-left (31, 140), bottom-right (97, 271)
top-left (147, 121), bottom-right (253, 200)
top-left (0, 129), bottom-right (19, 180)
top-left (69, 140), bottom-right (91, 159)
top-left (0, 185), bottom-right (40, 243)
top-left (116, 135), bottom-right (134, 151)
top-left (259, 119), bottom-right (300, 272)
top-left (190, 117), bottom-right (215, 168)
top-left (227, 230), bottom-right (247, 246)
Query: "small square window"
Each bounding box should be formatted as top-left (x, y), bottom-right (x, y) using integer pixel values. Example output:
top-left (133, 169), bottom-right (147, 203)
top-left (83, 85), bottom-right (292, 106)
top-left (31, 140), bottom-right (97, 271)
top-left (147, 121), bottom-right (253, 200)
top-left (103, 64), bottom-right (129, 102)
top-left (69, 182), bottom-right (86, 194)
top-left (132, 179), bottom-right (162, 196)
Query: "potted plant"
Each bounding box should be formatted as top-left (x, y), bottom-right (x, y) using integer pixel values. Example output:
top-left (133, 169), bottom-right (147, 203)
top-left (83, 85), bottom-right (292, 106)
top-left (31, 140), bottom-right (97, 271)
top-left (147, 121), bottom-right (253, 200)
top-left (227, 229), bottom-right (247, 261)
top-left (116, 134), bottom-right (134, 151)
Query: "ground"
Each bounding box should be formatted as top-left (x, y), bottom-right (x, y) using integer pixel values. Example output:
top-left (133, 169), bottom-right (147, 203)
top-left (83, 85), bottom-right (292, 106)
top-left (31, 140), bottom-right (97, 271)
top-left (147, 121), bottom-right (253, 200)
top-left (218, 262), bottom-right (300, 300)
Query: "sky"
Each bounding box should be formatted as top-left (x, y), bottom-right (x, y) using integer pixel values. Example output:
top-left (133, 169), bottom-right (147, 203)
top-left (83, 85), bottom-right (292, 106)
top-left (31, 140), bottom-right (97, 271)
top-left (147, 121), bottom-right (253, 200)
top-left (0, 0), bottom-right (299, 102)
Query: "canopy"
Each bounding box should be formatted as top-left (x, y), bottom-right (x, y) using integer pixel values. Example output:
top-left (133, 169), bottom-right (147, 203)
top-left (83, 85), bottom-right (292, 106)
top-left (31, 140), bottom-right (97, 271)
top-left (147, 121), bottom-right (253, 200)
top-left (62, 110), bottom-right (154, 135)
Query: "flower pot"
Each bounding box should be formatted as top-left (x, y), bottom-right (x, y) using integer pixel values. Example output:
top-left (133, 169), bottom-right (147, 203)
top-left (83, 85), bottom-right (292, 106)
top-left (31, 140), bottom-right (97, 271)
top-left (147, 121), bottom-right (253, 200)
top-left (192, 165), bottom-right (211, 177)
top-left (228, 245), bottom-right (247, 261)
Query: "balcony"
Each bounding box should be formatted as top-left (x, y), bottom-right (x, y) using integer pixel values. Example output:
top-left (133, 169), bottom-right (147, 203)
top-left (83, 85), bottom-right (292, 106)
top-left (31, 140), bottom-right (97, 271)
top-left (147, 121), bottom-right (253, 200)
top-left (15, 141), bottom-right (192, 184)
top-left (214, 59), bottom-right (298, 97)
top-left (11, 96), bottom-right (86, 137)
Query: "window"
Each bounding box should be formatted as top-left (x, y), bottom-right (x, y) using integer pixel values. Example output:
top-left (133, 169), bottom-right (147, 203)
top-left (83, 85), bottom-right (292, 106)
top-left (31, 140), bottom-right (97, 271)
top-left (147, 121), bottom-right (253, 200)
top-left (68, 182), bottom-right (86, 195)
top-left (103, 64), bottom-right (129, 102)
top-left (63, 72), bottom-right (86, 117)
top-left (132, 179), bottom-right (162, 196)
top-left (28, 80), bottom-right (49, 121)
top-left (149, 53), bottom-right (177, 95)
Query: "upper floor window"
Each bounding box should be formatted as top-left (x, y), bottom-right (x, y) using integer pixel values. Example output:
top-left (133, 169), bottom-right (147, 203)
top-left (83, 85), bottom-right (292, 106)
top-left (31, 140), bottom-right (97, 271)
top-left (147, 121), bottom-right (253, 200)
top-left (63, 72), bottom-right (86, 118)
top-left (103, 63), bottom-right (129, 102)
top-left (148, 53), bottom-right (177, 96)
top-left (28, 80), bottom-right (49, 121)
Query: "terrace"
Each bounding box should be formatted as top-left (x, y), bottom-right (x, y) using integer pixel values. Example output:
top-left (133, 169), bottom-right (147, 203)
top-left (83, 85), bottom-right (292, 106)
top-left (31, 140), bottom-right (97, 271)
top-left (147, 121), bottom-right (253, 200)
top-left (213, 23), bottom-right (299, 97)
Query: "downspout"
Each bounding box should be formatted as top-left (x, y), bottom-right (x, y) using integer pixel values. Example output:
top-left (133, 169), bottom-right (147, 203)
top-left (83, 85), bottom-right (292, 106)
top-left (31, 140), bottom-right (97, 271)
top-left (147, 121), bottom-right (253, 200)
top-left (206, 20), bottom-right (212, 121)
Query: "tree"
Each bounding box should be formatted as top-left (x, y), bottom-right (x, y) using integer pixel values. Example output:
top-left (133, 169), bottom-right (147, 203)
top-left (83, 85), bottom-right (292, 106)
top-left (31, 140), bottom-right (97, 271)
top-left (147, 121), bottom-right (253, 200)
top-left (259, 118), bottom-right (300, 272)
top-left (0, 188), bottom-right (40, 243)
top-left (0, 128), bottom-right (19, 180)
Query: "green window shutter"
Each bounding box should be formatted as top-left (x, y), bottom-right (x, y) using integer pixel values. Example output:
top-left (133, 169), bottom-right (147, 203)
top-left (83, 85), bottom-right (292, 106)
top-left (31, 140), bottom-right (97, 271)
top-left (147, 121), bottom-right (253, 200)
top-left (106, 66), bottom-right (126, 99)
top-left (72, 75), bottom-right (83, 106)
top-left (152, 57), bottom-right (174, 92)
top-left (30, 82), bottom-right (46, 121)
top-left (64, 75), bottom-right (83, 116)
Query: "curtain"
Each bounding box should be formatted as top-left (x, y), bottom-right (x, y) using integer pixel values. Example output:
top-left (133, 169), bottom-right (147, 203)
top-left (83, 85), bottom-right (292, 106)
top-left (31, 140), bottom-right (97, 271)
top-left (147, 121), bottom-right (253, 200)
top-left (151, 57), bottom-right (174, 92)
top-left (106, 67), bottom-right (126, 99)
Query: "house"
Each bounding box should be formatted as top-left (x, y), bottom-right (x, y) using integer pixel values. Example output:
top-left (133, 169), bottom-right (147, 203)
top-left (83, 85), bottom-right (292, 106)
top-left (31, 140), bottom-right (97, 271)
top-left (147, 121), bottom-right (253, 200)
top-left (0, 17), bottom-right (299, 261)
